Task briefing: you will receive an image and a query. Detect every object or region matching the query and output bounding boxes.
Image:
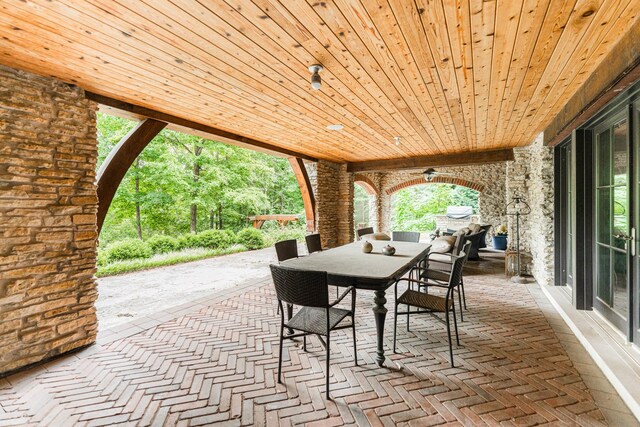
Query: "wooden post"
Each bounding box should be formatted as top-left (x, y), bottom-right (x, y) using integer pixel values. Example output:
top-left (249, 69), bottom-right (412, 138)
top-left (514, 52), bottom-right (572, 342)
top-left (288, 157), bottom-right (316, 232)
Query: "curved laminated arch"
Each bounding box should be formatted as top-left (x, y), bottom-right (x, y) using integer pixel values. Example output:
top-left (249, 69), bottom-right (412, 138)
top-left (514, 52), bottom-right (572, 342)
top-left (97, 119), bottom-right (168, 232)
top-left (353, 174), bottom-right (379, 196)
top-left (288, 157), bottom-right (316, 232)
top-left (385, 177), bottom-right (485, 195)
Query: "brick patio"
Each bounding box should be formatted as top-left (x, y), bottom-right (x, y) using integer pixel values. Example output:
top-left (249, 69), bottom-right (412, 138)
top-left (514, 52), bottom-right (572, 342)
top-left (0, 253), bottom-right (629, 426)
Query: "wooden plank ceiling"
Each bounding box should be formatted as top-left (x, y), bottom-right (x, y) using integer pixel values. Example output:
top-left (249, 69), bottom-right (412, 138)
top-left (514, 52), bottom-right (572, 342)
top-left (0, 0), bottom-right (638, 163)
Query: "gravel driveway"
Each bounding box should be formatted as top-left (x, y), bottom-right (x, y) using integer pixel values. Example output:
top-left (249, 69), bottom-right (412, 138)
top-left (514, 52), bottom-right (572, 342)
top-left (96, 246), bottom-right (281, 329)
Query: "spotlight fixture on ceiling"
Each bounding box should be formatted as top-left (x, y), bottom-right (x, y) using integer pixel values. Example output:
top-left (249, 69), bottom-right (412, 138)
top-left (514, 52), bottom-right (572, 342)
top-left (394, 136), bottom-right (401, 146)
top-left (327, 124), bottom-right (343, 131)
top-left (308, 64), bottom-right (323, 90)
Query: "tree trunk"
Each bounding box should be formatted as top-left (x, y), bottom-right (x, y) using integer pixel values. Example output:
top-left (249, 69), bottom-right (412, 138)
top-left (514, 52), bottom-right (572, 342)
top-left (190, 145), bottom-right (203, 233)
top-left (218, 204), bottom-right (223, 230)
top-left (190, 204), bottom-right (197, 234)
top-left (135, 158), bottom-right (142, 240)
top-left (210, 209), bottom-right (215, 229)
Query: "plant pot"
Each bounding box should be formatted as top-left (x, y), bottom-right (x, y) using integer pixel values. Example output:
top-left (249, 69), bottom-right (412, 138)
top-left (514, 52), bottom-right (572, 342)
top-left (492, 235), bottom-right (508, 250)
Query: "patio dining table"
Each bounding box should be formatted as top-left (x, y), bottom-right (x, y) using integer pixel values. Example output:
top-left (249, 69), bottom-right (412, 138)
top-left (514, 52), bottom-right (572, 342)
top-left (281, 240), bottom-right (431, 367)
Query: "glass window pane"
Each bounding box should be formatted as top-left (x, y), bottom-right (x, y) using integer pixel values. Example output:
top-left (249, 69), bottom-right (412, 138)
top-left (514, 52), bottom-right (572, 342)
top-left (612, 250), bottom-right (628, 320)
top-left (613, 119), bottom-right (628, 185)
top-left (597, 129), bottom-right (611, 187)
top-left (597, 188), bottom-right (611, 245)
top-left (597, 246), bottom-right (612, 306)
top-left (613, 185), bottom-right (628, 250)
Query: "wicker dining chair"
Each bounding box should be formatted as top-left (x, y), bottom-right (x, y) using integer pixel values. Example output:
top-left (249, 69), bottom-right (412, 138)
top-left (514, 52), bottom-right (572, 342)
top-left (305, 233), bottom-right (322, 254)
top-left (275, 239), bottom-right (299, 262)
top-left (414, 240), bottom-right (472, 321)
top-left (393, 251), bottom-right (466, 367)
top-left (305, 233), bottom-right (341, 298)
top-left (392, 231), bottom-right (421, 243)
top-left (356, 227), bottom-right (374, 240)
top-left (270, 264), bottom-right (357, 400)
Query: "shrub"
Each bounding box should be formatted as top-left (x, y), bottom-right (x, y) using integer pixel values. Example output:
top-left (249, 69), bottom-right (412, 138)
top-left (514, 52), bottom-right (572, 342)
top-left (262, 227), bottom-right (306, 247)
top-left (96, 248), bottom-right (108, 267)
top-left (177, 234), bottom-right (201, 250)
top-left (196, 229), bottom-right (236, 249)
top-left (105, 239), bottom-right (152, 263)
top-left (147, 235), bottom-right (179, 254)
top-left (236, 228), bottom-right (265, 250)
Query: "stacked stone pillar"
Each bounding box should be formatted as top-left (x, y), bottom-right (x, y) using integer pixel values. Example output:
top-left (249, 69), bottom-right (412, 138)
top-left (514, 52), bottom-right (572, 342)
top-left (0, 66), bottom-right (99, 374)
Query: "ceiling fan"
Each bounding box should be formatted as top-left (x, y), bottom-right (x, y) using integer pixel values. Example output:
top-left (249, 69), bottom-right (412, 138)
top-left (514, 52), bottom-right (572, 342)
top-left (423, 168), bottom-right (454, 182)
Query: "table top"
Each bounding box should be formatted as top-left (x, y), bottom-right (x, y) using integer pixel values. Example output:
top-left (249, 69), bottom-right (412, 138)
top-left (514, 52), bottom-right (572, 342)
top-left (281, 240), bottom-right (430, 289)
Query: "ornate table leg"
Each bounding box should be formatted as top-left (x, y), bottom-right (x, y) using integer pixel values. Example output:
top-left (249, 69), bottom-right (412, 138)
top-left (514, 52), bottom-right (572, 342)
top-left (373, 289), bottom-right (387, 367)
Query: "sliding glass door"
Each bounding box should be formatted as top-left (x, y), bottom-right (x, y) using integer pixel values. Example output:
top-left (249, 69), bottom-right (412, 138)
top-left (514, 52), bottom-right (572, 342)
top-left (594, 113), bottom-right (632, 332)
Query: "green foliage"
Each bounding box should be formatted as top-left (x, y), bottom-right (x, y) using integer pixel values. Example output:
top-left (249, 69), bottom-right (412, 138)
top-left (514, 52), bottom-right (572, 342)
top-left (196, 229), bottom-right (236, 249)
top-left (97, 113), bottom-right (305, 244)
top-left (96, 246), bottom-right (247, 277)
top-left (105, 239), bottom-right (153, 263)
top-left (146, 235), bottom-right (180, 254)
top-left (391, 184), bottom-right (479, 232)
top-left (177, 234), bottom-right (201, 250)
top-left (262, 225), bottom-right (306, 247)
top-left (353, 183), bottom-right (372, 227)
top-left (236, 228), bottom-right (266, 250)
top-left (97, 248), bottom-right (108, 267)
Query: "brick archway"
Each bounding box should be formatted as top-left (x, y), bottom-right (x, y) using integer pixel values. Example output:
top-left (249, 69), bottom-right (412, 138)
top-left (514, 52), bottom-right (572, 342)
top-left (385, 176), bottom-right (485, 195)
top-left (353, 174), bottom-right (378, 196)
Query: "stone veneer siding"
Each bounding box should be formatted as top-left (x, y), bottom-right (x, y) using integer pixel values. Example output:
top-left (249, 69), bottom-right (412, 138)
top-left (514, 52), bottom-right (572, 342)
top-left (0, 66), bottom-right (98, 374)
top-left (506, 134), bottom-right (555, 286)
top-left (307, 161), bottom-right (354, 248)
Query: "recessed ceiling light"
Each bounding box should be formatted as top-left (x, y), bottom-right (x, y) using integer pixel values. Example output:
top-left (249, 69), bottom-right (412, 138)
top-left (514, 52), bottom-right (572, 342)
top-left (327, 124), bottom-right (344, 131)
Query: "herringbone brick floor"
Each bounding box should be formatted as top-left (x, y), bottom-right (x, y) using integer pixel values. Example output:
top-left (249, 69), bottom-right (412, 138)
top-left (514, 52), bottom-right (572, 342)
top-left (0, 254), bottom-right (615, 426)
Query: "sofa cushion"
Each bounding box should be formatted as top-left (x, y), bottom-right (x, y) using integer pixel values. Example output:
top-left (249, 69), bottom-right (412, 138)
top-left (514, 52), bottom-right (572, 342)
top-left (430, 236), bottom-right (457, 253)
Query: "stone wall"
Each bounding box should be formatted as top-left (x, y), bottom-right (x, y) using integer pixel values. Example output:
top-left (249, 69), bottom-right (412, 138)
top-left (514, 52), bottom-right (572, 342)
top-left (0, 66), bottom-right (98, 374)
top-left (310, 161), bottom-right (354, 248)
top-left (506, 134), bottom-right (555, 285)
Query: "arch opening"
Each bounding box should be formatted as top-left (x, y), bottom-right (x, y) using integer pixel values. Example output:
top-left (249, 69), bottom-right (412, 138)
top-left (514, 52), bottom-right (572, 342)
top-left (390, 183), bottom-right (480, 233)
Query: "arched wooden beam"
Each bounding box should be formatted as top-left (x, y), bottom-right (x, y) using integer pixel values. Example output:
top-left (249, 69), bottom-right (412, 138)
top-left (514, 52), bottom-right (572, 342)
top-left (288, 157), bottom-right (316, 232)
top-left (353, 174), bottom-right (379, 196)
top-left (96, 119), bottom-right (168, 232)
top-left (385, 177), bottom-right (485, 195)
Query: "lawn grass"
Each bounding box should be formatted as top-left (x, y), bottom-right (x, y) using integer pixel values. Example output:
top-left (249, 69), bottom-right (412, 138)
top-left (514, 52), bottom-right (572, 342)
top-left (96, 245), bottom-right (248, 277)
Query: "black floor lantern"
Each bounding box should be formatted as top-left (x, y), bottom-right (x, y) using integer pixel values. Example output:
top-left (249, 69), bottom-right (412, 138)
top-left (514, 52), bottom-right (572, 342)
top-left (506, 195), bottom-right (531, 284)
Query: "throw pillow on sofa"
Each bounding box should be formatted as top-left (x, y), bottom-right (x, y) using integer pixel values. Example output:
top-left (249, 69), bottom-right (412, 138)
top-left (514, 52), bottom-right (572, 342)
top-left (430, 235), bottom-right (457, 253)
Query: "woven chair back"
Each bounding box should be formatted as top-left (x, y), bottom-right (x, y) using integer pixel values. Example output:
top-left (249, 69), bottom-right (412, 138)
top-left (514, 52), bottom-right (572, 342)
top-left (269, 265), bottom-right (329, 308)
top-left (392, 231), bottom-right (420, 243)
top-left (448, 252), bottom-right (467, 289)
top-left (275, 239), bottom-right (298, 262)
top-left (305, 233), bottom-right (322, 254)
top-left (356, 227), bottom-right (374, 239)
top-left (460, 241), bottom-right (472, 263)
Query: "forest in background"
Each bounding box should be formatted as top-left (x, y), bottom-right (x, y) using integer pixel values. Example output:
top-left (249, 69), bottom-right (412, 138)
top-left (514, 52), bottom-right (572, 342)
top-left (97, 113), bottom-right (304, 247)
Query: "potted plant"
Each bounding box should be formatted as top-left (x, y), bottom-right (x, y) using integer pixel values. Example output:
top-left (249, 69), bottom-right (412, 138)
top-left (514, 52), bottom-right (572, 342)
top-left (492, 224), bottom-right (508, 250)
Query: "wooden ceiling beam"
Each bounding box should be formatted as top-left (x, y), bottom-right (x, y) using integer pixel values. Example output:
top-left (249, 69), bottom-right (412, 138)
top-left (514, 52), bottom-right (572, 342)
top-left (544, 22), bottom-right (640, 147)
top-left (347, 149), bottom-right (515, 173)
top-left (86, 92), bottom-right (317, 162)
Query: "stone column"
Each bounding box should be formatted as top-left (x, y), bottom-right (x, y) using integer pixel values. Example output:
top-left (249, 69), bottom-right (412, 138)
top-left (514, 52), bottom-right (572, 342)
top-left (314, 161), bottom-right (354, 248)
top-left (0, 65), bottom-right (99, 374)
top-left (505, 133), bottom-right (554, 285)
